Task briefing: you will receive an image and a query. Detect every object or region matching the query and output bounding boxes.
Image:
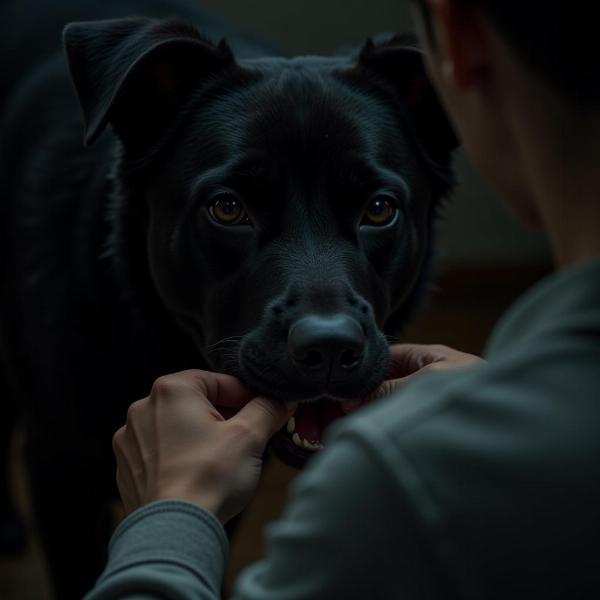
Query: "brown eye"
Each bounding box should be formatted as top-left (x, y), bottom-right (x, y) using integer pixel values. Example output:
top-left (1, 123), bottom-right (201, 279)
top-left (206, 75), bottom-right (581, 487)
top-left (362, 195), bottom-right (398, 226)
top-left (208, 193), bottom-right (249, 226)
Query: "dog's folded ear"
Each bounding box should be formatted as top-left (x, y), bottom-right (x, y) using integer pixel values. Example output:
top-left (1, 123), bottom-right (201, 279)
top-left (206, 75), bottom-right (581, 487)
top-left (63, 17), bottom-right (235, 148)
top-left (357, 34), bottom-right (459, 164)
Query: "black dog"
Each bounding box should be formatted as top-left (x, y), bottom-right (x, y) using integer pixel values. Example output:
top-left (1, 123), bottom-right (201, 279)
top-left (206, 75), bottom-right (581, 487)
top-left (0, 0), bottom-right (456, 597)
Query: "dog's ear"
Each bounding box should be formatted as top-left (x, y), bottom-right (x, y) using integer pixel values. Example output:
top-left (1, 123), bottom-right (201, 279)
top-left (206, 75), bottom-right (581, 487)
top-left (63, 17), bottom-right (235, 148)
top-left (357, 35), bottom-right (459, 163)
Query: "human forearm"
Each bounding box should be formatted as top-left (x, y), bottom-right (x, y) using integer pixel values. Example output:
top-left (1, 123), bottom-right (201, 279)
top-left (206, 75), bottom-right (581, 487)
top-left (84, 501), bottom-right (228, 600)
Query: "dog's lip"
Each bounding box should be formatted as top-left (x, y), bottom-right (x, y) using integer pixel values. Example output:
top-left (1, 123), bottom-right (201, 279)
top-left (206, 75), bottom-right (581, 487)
top-left (239, 360), bottom-right (373, 404)
top-left (237, 358), bottom-right (382, 466)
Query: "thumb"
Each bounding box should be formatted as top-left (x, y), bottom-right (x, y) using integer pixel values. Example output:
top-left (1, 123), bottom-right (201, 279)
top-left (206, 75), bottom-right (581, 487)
top-left (234, 396), bottom-right (298, 446)
top-left (387, 344), bottom-right (438, 378)
top-left (366, 374), bottom-right (414, 403)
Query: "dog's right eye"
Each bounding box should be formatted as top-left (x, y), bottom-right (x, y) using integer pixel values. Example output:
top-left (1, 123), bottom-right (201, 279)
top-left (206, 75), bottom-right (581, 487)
top-left (208, 193), bottom-right (250, 226)
top-left (361, 193), bottom-right (398, 227)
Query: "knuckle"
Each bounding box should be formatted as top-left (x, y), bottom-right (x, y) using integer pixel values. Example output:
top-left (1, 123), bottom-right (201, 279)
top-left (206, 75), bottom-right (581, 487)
top-left (125, 403), bottom-right (137, 422)
top-left (406, 346), bottom-right (429, 369)
top-left (112, 427), bottom-right (125, 453)
top-left (227, 420), bottom-right (263, 448)
top-left (386, 380), bottom-right (403, 395)
top-left (151, 374), bottom-right (187, 399)
top-left (151, 375), bottom-right (175, 397)
top-left (126, 398), bottom-right (145, 421)
top-left (431, 344), bottom-right (450, 356)
top-left (188, 370), bottom-right (212, 393)
top-left (378, 382), bottom-right (394, 398)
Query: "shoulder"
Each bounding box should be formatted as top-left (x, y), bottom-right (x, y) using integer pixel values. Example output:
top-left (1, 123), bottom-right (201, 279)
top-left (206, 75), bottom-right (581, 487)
top-left (322, 343), bottom-right (600, 597)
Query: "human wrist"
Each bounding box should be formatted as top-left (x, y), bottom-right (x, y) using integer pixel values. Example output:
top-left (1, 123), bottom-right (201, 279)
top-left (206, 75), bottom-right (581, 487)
top-left (151, 487), bottom-right (224, 520)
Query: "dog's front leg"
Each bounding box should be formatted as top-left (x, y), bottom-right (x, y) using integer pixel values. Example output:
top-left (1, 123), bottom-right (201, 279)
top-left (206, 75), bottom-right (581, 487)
top-left (26, 429), bottom-right (115, 599)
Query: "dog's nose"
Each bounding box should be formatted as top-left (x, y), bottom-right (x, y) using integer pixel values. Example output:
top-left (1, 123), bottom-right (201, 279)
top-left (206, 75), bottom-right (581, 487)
top-left (287, 314), bottom-right (365, 383)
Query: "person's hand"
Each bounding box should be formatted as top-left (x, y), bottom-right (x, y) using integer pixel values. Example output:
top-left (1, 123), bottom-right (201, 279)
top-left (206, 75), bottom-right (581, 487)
top-left (112, 370), bottom-right (297, 524)
top-left (368, 344), bottom-right (484, 401)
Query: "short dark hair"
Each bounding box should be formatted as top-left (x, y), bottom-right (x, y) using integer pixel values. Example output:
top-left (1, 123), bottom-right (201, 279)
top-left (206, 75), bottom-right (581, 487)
top-left (414, 0), bottom-right (599, 108)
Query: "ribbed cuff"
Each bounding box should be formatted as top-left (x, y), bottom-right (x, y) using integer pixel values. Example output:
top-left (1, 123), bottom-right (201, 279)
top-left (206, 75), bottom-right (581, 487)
top-left (98, 500), bottom-right (229, 592)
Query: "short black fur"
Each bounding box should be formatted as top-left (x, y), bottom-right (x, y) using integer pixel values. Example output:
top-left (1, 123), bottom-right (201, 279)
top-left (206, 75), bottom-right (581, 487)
top-left (0, 1), bottom-right (456, 597)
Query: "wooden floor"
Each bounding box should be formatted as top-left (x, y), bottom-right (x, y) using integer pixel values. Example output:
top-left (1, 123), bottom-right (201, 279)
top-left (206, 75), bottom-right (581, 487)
top-left (0, 265), bottom-right (550, 599)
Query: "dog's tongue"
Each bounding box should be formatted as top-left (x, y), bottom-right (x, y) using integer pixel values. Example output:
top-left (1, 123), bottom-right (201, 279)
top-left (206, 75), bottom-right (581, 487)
top-left (294, 403), bottom-right (320, 442)
top-left (294, 399), bottom-right (346, 443)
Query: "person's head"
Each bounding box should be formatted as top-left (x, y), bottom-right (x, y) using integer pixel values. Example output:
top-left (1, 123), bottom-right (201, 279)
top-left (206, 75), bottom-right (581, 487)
top-left (410, 0), bottom-right (600, 228)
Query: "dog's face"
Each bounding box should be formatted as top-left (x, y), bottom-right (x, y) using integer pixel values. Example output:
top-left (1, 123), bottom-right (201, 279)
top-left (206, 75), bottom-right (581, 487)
top-left (65, 19), bottom-right (456, 465)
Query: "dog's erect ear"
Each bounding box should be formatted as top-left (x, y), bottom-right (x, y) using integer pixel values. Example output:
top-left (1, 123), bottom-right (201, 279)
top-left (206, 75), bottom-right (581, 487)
top-left (358, 35), bottom-right (459, 163)
top-left (63, 18), bottom-right (235, 148)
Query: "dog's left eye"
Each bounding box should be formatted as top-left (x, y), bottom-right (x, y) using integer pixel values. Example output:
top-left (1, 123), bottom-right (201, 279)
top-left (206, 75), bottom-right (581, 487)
top-left (361, 194), bottom-right (398, 227)
top-left (208, 193), bottom-right (250, 226)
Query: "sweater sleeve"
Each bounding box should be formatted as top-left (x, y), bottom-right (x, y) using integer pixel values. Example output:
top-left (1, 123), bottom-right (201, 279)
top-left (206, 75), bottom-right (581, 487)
top-left (84, 500), bottom-right (229, 600)
top-left (85, 431), bottom-right (446, 600)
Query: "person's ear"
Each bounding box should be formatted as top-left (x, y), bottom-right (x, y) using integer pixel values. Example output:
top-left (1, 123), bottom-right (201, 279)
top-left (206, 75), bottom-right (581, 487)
top-left (426, 0), bottom-right (489, 92)
top-left (356, 34), bottom-right (459, 164)
top-left (63, 17), bottom-right (237, 150)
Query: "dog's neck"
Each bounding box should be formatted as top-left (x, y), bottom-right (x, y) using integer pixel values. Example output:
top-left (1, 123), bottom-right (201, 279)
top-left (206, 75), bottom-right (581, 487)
top-left (102, 143), bottom-right (203, 374)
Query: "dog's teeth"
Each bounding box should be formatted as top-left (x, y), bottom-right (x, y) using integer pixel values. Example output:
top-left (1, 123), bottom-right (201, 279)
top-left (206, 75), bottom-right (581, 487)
top-left (287, 417), bottom-right (296, 434)
top-left (302, 438), bottom-right (321, 451)
top-left (291, 431), bottom-right (322, 451)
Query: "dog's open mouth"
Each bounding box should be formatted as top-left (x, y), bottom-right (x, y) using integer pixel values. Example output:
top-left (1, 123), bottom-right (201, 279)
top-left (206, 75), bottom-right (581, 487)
top-left (272, 396), bottom-right (369, 467)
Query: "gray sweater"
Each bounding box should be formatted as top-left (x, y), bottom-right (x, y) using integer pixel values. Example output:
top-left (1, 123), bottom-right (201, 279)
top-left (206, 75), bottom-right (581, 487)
top-left (86, 260), bottom-right (600, 599)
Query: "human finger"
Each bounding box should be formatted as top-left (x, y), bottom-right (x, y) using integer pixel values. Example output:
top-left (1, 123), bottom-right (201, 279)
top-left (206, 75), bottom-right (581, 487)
top-left (387, 344), bottom-right (449, 378)
top-left (170, 370), bottom-right (255, 410)
top-left (232, 397), bottom-right (298, 450)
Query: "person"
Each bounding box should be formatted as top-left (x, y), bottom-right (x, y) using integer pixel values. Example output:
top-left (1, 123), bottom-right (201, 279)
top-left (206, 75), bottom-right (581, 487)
top-left (86, 0), bottom-right (600, 598)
